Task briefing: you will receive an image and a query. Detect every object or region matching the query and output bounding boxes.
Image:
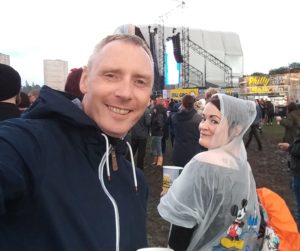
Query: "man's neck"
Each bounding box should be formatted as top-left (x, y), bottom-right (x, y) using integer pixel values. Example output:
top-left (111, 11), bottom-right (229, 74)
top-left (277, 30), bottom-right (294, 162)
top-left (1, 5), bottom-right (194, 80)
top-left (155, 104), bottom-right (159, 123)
top-left (0, 96), bottom-right (17, 104)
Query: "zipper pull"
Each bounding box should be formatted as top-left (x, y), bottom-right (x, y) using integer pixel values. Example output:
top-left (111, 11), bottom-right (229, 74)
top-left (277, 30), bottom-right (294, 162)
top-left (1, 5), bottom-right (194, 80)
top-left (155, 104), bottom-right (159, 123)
top-left (111, 147), bottom-right (118, 171)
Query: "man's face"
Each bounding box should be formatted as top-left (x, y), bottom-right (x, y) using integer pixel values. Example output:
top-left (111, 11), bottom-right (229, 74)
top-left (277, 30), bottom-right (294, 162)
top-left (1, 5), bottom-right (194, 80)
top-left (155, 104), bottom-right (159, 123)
top-left (80, 40), bottom-right (154, 138)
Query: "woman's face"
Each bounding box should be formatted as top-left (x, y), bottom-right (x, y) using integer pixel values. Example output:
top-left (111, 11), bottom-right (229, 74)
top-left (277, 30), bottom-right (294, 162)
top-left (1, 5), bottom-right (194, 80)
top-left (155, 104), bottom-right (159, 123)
top-left (199, 102), bottom-right (222, 148)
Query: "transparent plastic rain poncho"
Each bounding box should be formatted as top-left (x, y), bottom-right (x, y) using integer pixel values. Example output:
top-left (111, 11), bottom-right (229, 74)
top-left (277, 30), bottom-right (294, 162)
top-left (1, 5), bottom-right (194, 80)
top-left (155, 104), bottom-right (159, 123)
top-left (158, 94), bottom-right (261, 251)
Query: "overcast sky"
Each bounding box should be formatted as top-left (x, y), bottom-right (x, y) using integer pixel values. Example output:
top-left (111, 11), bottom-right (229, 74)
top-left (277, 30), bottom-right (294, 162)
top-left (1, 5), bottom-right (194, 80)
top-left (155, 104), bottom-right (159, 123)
top-left (1, 0), bottom-right (299, 85)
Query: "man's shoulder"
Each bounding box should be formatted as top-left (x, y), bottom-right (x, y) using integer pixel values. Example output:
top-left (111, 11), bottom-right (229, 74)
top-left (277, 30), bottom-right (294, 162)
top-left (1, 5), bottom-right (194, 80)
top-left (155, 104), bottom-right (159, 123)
top-left (0, 117), bottom-right (56, 141)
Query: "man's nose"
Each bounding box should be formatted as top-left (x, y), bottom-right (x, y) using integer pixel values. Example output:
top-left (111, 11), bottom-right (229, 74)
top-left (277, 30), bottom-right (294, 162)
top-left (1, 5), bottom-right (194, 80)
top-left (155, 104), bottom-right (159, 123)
top-left (115, 77), bottom-right (133, 100)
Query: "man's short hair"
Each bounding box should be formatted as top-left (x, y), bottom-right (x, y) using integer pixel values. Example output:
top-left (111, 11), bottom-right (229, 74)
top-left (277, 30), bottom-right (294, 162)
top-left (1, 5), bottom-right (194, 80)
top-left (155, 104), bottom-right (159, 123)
top-left (87, 34), bottom-right (153, 69)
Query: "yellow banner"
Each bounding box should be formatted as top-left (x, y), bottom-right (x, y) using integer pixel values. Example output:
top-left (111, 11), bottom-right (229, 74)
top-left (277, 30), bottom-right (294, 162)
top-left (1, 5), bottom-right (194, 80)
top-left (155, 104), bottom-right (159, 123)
top-left (246, 76), bottom-right (270, 86)
top-left (170, 88), bottom-right (198, 100)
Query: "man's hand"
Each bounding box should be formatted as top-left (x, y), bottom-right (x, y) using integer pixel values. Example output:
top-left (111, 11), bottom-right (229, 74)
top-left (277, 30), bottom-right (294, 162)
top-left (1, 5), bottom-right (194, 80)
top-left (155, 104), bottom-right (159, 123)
top-left (278, 142), bottom-right (290, 151)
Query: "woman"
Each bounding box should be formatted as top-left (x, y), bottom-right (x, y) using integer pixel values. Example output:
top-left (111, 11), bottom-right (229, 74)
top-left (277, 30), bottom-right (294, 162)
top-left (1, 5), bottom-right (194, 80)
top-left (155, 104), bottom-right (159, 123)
top-left (172, 94), bottom-right (204, 167)
top-left (158, 94), bottom-right (261, 251)
top-left (150, 97), bottom-right (168, 167)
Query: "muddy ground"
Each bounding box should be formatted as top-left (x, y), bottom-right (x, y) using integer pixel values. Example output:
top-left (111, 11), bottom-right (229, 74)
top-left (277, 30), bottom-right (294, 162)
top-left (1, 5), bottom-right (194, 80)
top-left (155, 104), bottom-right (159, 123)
top-left (143, 127), bottom-right (297, 247)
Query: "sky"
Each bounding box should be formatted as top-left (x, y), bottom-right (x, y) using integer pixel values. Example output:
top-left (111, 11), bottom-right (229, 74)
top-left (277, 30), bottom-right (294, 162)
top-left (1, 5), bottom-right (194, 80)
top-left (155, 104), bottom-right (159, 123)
top-left (1, 0), bottom-right (299, 85)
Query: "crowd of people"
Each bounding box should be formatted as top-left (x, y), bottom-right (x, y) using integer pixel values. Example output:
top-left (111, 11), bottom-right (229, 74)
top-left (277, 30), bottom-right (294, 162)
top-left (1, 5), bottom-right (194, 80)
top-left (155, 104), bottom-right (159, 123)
top-left (0, 33), bottom-right (300, 251)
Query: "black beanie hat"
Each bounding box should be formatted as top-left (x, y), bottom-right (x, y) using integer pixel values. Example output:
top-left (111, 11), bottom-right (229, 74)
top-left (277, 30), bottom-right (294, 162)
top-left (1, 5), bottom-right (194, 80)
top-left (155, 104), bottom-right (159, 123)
top-left (0, 63), bottom-right (21, 101)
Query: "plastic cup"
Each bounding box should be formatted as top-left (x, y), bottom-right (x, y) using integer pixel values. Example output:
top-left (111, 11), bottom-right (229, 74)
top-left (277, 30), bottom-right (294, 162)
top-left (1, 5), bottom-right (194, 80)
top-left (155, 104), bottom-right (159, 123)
top-left (137, 248), bottom-right (174, 251)
top-left (162, 166), bottom-right (183, 193)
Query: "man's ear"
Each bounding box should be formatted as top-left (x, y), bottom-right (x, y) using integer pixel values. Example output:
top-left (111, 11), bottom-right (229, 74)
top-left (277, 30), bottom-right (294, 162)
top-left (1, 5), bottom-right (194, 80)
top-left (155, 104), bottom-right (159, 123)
top-left (79, 66), bottom-right (88, 94)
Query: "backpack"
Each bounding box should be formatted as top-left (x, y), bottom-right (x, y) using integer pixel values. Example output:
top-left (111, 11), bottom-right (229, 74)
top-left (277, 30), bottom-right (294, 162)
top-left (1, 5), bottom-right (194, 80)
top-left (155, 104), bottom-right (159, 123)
top-left (257, 187), bottom-right (300, 251)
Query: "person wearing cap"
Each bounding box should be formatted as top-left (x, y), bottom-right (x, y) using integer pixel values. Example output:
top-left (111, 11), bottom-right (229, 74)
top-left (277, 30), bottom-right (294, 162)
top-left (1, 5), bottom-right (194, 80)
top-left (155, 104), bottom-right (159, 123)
top-left (0, 63), bottom-right (21, 121)
top-left (0, 34), bottom-right (154, 251)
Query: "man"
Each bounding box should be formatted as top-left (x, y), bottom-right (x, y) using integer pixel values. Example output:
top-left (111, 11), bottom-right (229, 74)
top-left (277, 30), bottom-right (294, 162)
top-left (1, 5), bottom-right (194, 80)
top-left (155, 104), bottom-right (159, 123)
top-left (28, 88), bottom-right (40, 105)
top-left (0, 63), bottom-right (21, 121)
top-left (0, 34), bottom-right (154, 251)
top-left (126, 105), bottom-right (151, 170)
top-left (204, 87), bottom-right (219, 101)
top-left (245, 99), bottom-right (263, 151)
top-left (278, 128), bottom-right (300, 231)
top-left (150, 95), bottom-right (168, 167)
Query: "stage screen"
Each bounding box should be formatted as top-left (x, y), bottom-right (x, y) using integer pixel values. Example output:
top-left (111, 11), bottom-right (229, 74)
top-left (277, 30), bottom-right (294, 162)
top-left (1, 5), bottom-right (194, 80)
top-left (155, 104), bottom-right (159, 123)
top-left (165, 40), bottom-right (180, 86)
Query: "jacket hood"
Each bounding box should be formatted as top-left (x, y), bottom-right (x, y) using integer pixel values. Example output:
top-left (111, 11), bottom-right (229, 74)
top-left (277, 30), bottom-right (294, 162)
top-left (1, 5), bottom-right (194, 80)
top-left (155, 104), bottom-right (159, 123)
top-left (22, 85), bottom-right (97, 128)
top-left (176, 108), bottom-right (197, 121)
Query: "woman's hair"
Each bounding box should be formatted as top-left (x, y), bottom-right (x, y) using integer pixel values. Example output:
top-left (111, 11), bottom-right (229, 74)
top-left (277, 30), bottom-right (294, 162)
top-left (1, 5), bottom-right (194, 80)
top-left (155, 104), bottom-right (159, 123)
top-left (64, 67), bottom-right (84, 99)
top-left (208, 94), bottom-right (236, 129)
top-left (181, 94), bottom-right (195, 109)
top-left (208, 94), bottom-right (220, 111)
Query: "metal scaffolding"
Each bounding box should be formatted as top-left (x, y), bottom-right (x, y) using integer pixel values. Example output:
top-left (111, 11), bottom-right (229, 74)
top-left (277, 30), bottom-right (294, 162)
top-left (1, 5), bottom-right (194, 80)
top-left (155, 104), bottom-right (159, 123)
top-left (187, 38), bottom-right (233, 86)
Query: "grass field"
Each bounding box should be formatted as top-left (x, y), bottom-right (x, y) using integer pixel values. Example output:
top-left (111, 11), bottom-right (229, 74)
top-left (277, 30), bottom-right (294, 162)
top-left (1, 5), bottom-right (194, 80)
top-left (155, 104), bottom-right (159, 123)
top-left (260, 122), bottom-right (285, 141)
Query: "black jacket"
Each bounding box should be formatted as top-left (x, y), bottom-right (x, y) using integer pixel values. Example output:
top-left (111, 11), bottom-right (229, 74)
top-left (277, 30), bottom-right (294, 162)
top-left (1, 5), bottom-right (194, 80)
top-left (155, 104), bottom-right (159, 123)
top-left (150, 104), bottom-right (167, 137)
top-left (131, 107), bottom-right (151, 139)
top-left (0, 102), bottom-right (21, 121)
top-left (289, 129), bottom-right (300, 177)
top-left (0, 86), bottom-right (148, 251)
top-left (171, 108), bottom-right (203, 167)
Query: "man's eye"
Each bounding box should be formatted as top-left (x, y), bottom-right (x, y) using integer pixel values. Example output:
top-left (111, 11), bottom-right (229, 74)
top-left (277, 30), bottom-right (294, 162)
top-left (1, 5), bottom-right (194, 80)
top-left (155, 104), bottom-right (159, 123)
top-left (105, 73), bottom-right (116, 79)
top-left (135, 79), bottom-right (146, 85)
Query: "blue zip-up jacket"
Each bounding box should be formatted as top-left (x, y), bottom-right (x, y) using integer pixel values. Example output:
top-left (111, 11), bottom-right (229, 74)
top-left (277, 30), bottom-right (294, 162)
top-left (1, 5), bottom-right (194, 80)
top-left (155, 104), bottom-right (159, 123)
top-left (0, 86), bottom-right (148, 251)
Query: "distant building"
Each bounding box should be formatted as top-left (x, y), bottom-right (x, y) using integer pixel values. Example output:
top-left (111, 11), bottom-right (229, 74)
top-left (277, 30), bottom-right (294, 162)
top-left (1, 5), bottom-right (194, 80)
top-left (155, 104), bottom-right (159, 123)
top-left (0, 53), bottom-right (10, 65)
top-left (44, 59), bottom-right (68, 91)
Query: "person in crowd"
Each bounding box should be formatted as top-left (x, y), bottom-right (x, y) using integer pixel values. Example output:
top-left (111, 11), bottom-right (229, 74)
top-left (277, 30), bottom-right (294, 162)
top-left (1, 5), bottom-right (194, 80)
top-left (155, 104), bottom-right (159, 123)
top-left (126, 104), bottom-right (151, 170)
top-left (259, 98), bottom-right (267, 126)
top-left (148, 95), bottom-right (156, 112)
top-left (150, 96), bottom-right (168, 168)
top-left (277, 102), bottom-right (300, 144)
top-left (158, 94), bottom-right (261, 251)
top-left (17, 91), bottom-right (30, 112)
top-left (28, 88), bottom-right (40, 105)
top-left (155, 96), bottom-right (169, 155)
top-left (193, 98), bottom-right (206, 116)
top-left (245, 99), bottom-right (263, 151)
top-left (64, 67), bottom-right (84, 99)
top-left (0, 34), bottom-right (154, 251)
top-left (278, 128), bottom-right (300, 231)
top-left (168, 98), bottom-right (175, 112)
top-left (171, 94), bottom-right (204, 167)
top-left (204, 87), bottom-right (218, 101)
top-left (266, 99), bottom-right (274, 125)
top-left (168, 99), bottom-right (179, 147)
top-left (0, 63), bottom-right (21, 121)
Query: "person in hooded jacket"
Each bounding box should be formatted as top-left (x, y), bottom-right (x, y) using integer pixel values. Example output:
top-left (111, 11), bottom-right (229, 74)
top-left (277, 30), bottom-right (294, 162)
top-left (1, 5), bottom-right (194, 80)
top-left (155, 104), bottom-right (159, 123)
top-left (0, 34), bottom-right (154, 251)
top-left (158, 94), bottom-right (261, 251)
top-left (126, 105), bottom-right (151, 170)
top-left (171, 94), bottom-right (204, 167)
